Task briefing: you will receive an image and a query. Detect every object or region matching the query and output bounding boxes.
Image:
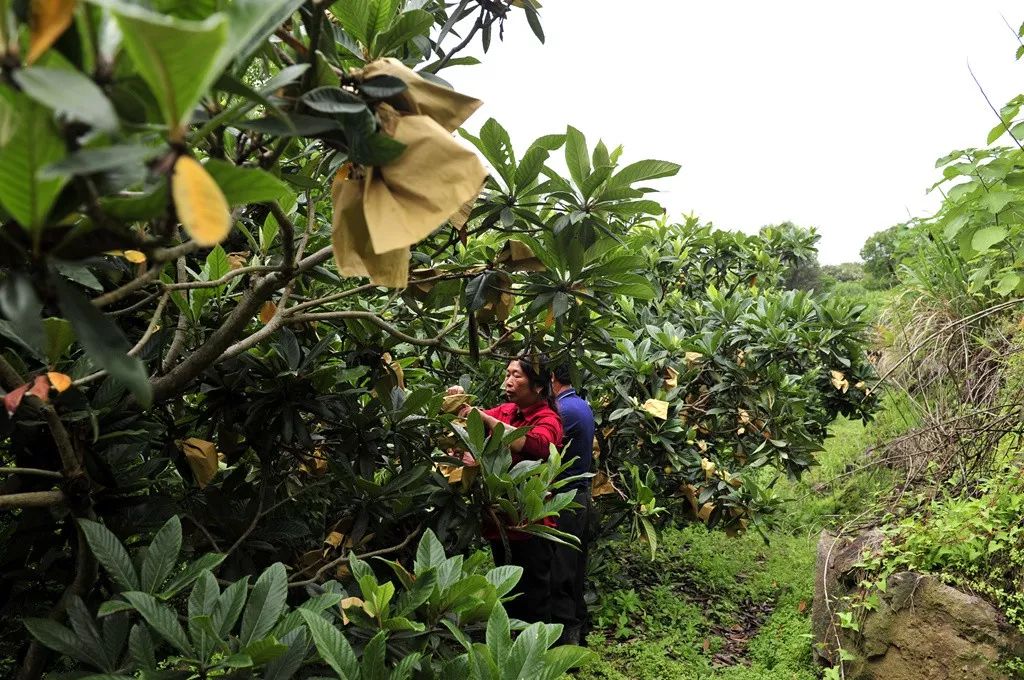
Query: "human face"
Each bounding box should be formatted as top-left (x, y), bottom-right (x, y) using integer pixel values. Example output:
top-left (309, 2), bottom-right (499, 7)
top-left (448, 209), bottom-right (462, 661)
top-left (503, 360), bottom-right (540, 407)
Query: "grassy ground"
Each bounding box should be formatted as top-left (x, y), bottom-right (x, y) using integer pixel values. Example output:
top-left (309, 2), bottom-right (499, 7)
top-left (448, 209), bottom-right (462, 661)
top-left (577, 416), bottom-right (887, 680)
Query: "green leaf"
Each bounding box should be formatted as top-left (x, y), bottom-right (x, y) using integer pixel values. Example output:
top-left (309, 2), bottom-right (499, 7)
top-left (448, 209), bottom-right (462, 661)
top-left (236, 113), bottom-right (340, 137)
top-left (122, 591), bottom-right (194, 655)
top-left (564, 126), bottom-right (590, 189)
top-left (331, 0), bottom-right (371, 46)
top-left (538, 645), bottom-right (593, 680)
top-left (55, 278), bottom-right (152, 407)
top-left (982, 191), bottom-right (1015, 214)
top-left (485, 603), bottom-right (510, 667)
top-left (188, 572), bottom-right (220, 618)
top-left (40, 145), bottom-right (160, 180)
top-left (301, 86), bottom-right (368, 114)
top-left (128, 624), bottom-right (157, 670)
top-left (0, 88), bottom-right (67, 231)
top-left (362, 631), bottom-right (388, 680)
top-left (374, 9), bottom-right (433, 56)
top-left (298, 610), bottom-right (359, 680)
top-left (639, 515), bottom-right (658, 559)
top-left (14, 67), bottom-right (118, 133)
top-left (160, 552), bottom-right (226, 598)
top-left (607, 159), bottom-right (681, 190)
top-left (224, 0), bottom-right (305, 68)
top-left (994, 272), bottom-right (1020, 296)
top-left (243, 636), bottom-right (288, 664)
top-left (359, 74), bottom-right (407, 99)
top-left (485, 565), bottom-right (522, 598)
top-left (467, 407), bottom-right (485, 448)
top-left (97, 600), bottom-right (135, 617)
top-left (523, 2), bottom-right (544, 43)
top-left (67, 595), bottom-right (115, 670)
top-left (514, 145), bottom-right (549, 193)
top-left (204, 159), bottom-right (292, 206)
top-left (367, 0), bottom-right (402, 43)
top-left (263, 627), bottom-right (308, 680)
top-left (141, 516), bottom-right (182, 593)
top-left (0, 274), bottom-right (46, 359)
top-left (479, 118), bottom-right (516, 188)
top-left (972, 225), bottom-right (1009, 252)
top-left (414, 529), bottom-right (446, 573)
top-left (239, 562), bottom-right (287, 647)
top-left (24, 618), bottom-right (95, 666)
top-left (391, 652), bottom-right (422, 680)
top-left (78, 519), bottom-right (140, 593)
top-left (99, 1), bottom-right (229, 129)
top-left (212, 575), bottom-right (250, 636)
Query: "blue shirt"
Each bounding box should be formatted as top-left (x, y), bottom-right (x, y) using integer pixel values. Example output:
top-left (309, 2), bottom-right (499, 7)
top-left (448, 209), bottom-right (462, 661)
top-left (555, 388), bottom-right (595, 489)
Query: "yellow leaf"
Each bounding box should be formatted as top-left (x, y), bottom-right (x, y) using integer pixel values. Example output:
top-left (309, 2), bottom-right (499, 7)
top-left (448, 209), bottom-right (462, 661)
top-left (172, 156), bottom-right (231, 247)
top-left (123, 250), bottom-right (146, 264)
top-left (339, 596), bottom-right (365, 625)
top-left (830, 370), bottom-right (849, 393)
top-left (28, 0), bottom-right (76, 64)
top-left (356, 58), bottom-right (481, 133)
top-left (736, 349), bottom-right (746, 368)
top-left (700, 457), bottom-right (716, 480)
top-left (591, 470), bottom-right (618, 498)
top-left (495, 239), bottom-right (546, 272)
top-left (259, 301), bottom-right (277, 324)
top-left (641, 398), bottom-right (669, 420)
top-left (696, 440), bottom-right (709, 453)
top-left (663, 366), bottom-right (679, 390)
top-left (684, 351), bottom-right (703, 365)
top-left (449, 199), bottom-right (474, 230)
top-left (324, 531), bottom-right (346, 549)
top-left (680, 483), bottom-right (700, 515)
top-left (180, 437), bottom-right (221, 488)
top-left (227, 251), bottom-right (250, 270)
top-left (697, 502), bottom-right (715, 522)
top-left (383, 353), bottom-right (405, 390)
top-left (46, 371), bottom-right (72, 393)
top-left (737, 409), bottom-right (751, 424)
top-left (441, 393), bottom-right (473, 414)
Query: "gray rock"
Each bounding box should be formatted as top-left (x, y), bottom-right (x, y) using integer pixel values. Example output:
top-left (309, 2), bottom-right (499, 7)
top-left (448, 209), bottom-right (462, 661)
top-left (812, 530), bottom-right (1024, 679)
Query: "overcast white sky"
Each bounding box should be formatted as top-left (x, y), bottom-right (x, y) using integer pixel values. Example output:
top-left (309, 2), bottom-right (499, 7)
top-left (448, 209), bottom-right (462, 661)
top-left (447, 2), bottom-right (1024, 264)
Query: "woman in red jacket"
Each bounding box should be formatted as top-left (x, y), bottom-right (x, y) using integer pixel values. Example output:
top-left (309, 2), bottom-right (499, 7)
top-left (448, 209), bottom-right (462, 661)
top-left (448, 356), bottom-right (563, 623)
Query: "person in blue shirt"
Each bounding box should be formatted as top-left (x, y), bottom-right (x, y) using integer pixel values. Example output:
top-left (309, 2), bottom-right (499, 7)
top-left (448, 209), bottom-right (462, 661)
top-left (549, 361), bottom-right (595, 645)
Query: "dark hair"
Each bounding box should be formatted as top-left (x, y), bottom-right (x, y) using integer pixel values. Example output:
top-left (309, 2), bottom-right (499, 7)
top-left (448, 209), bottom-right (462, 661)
top-left (551, 361), bottom-right (572, 386)
top-left (515, 355), bottom-right (557, 411)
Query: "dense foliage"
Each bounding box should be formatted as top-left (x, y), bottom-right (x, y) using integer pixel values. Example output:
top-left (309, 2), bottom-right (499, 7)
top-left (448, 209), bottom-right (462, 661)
top-left (0, 0), bottom-right (876, 677)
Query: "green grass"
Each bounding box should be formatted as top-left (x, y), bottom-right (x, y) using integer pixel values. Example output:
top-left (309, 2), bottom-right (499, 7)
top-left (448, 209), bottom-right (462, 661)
top-left (579, 414), bottom-right (895, 679)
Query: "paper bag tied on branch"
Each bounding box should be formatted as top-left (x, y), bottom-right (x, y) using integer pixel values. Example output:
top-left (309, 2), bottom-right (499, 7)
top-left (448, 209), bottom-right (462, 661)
top-left (331, 59), bottom-right (488, 288)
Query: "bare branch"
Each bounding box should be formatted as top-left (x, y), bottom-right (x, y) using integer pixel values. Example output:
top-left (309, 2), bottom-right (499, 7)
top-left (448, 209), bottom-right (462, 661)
top-left (288, 524), bottom-right (422, 589)
top-left (163, 264), bottom-right (277, 291)
top-left (162, 256), bottom-right (191, 373)
top-left (0, 490), bottom-right (66, 509)
top-left (92, 242), bottom-right (201, 308)
top-left (0, 467), bottom-right (63, 479)
top-left (968, 60), bottom-right (1024, 151)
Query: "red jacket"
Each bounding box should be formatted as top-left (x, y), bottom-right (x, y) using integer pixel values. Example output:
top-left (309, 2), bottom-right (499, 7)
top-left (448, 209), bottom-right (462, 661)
top-left (482, 400), bottom-right (563, 540)
top-left (483, 400), bottom-right (564, 464)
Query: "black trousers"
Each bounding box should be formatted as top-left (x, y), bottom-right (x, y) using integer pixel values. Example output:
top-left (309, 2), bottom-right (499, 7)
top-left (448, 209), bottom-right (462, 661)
top-left (490, 535), bottom-right (554, 623)
top-left (550, 489), bottom-right (590, 637)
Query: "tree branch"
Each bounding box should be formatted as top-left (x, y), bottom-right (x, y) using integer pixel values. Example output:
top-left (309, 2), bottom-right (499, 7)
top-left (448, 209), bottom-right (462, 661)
top-left (163, 264), bottom-right (278, 290)
top-left (148, 245), bottom-right (332, 402)
top-left (0, 490), bottom-right (66, 509)
top-left (0, 467), bottom-right (63, 479)
top-left (92, 242), bottom-right (201, 308)
top-left (288, 524), bottom-right (422, 589)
